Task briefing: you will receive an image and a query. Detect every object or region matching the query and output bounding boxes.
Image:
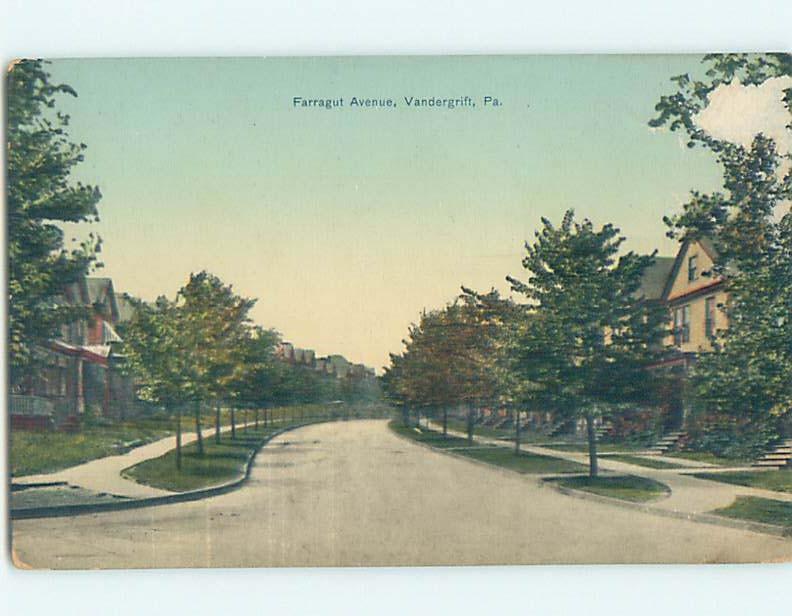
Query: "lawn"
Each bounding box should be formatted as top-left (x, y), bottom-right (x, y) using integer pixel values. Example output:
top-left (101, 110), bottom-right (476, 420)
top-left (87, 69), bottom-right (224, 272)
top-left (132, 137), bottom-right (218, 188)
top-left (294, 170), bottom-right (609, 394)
top-left (389, 420), bottom-right (472, 448)
top-left (10, 403), bottom-right (340, 477)
top-left (692, 469), bottom-right (792, 494)
top-left (665, 451), bottom-right (751, 467)
top-left (10, 419), bottom-right (173, 477)
top-left (551, 475), bottom-right (670, 503)
top-left (543, 442), bottom-right (647, 453)
top-left (608, 454), bottom-right (686, 469)
top-left (454, 446), bottom-right (587, 474)
top-left (712, 496), bottom-right (792, 529)
top-left (122, 428), bottom-right (273, 492)
top-left (390, 420), bottom-right (587, 473)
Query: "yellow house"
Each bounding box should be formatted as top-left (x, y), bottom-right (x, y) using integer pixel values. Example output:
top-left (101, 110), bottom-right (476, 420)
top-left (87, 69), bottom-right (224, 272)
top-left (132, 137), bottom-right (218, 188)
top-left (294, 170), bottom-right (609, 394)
top-left (661, 237), bottom-right (728, 354)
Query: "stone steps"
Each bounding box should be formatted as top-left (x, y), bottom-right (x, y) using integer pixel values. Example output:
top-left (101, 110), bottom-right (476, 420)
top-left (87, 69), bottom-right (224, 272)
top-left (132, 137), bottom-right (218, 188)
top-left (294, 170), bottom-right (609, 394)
top-left (646, 431), bottom-right (687, 455)
top-left (752, 440), bottom-right (792, 470)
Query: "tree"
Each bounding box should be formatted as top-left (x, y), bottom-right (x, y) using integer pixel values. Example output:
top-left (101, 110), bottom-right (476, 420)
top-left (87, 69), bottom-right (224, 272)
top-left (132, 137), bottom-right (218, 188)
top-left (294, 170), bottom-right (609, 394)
top-left (650, 54), bottom-right (792, 455)
top-left (122, 272), bottom-right (256, 465)
top-left (228, 326), bottom-right (283, 436)
top-left (7, 59), bottom-right (102, 385)
top-left (175, 272), bottom-right (256, 452)
top-left (121, 296), bottom-right (190, 468)
top-left (508, 211), bottom-right (668, 476)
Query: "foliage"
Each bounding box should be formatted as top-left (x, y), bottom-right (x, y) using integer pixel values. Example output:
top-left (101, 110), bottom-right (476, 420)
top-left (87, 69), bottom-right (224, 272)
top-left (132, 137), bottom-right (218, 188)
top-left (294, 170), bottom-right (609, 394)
top-left (651, 53), bottom-right (792, 440)
top-left (506, 210), bottom-right (669, 475)
top-left (7, 59), bottom-right (102, 382)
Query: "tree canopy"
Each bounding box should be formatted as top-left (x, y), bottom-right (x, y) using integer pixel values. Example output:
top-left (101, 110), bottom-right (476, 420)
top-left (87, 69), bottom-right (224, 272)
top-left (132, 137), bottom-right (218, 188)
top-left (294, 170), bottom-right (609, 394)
top-left (7, 59), bottom-right (102, 382)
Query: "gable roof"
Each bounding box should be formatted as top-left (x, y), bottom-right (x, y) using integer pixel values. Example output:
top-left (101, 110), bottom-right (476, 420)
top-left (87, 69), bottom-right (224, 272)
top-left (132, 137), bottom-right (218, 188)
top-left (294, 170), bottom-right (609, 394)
top-left (116, 293), bottom-right (137, 323)
top-left (637, 256), bottom-right (675, 300)
top-left (85, 278), bottom-right (120, 322)
top-left (661, 236), bottom-right (726, 301)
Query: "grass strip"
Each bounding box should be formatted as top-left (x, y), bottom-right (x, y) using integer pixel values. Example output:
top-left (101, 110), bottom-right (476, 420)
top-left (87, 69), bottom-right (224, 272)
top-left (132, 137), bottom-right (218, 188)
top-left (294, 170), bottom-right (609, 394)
top-left (550, 475), bottom-right (670, 503)
top-left (692, 469), bottom-right (792, 494)
top-left (712, 496), bottom-right (792, 529)
top-left (665, 451), bottom-right (751, 467)
top-left (121, 428), bottom-right (274, 492)
top-left (607, 454), bottom-right (686, 469)
top-left (390, 420), bottom-right (586, 474)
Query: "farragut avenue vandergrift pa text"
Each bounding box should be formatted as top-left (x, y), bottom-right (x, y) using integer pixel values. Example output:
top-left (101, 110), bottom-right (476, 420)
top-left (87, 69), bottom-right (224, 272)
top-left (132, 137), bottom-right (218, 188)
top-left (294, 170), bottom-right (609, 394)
top-left (291, 95), bottom-right (503, 109)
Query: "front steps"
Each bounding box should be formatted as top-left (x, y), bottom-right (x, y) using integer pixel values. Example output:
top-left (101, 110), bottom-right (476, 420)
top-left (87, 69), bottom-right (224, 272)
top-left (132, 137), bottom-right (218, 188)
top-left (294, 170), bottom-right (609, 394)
top-left (753, 440), bottom-right (792, 469)
top-left (647, 431), bottom-right (687, 455)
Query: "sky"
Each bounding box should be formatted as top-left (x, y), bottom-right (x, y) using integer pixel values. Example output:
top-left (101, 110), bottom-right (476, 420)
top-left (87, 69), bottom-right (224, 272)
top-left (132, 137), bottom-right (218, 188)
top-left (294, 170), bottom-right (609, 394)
top-left (44, 55), bottom-right (741, 371)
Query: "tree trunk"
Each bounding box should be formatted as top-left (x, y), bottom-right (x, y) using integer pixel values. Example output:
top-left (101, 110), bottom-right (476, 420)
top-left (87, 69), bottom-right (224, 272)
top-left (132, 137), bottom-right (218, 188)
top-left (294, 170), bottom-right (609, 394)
top-left (255, 408), bottom-right (259, 430)
top-left (467, 401), bottom-right (475, 445)
top-left (415, 406), bottom-right (421, 429)
top-left (514, 408), bottom-right (522, 455)
top-left (402, 406), bottom-right (409, 427)
top-left (586, 410), bottom-right (599, 478)
top-left (175, 405), bottom-right (182, 471)
top-left (215, 402), bottom-right (221, 444)
top-left (443, 406), bottom-right (448, 437)
top-left (194, 402), bottom-right (204, 456)
top-left (231, 407), bottom-right (236, 440)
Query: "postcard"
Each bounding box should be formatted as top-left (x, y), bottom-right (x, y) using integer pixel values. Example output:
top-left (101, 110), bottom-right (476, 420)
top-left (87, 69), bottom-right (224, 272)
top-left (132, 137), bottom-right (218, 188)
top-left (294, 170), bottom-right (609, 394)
top-left (6, 54), bottom-right (792, 569)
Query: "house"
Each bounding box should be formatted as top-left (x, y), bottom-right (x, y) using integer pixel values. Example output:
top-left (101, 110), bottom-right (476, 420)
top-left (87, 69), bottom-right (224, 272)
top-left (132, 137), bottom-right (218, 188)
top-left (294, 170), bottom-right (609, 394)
top-left (10, 277), bottom-right (137, 430)
top-left (661, 237), bottom-right (728, 354)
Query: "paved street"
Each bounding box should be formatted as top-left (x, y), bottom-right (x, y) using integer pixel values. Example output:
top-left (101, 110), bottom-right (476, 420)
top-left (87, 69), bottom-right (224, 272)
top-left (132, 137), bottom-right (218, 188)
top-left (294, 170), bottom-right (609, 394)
top-left (11, 419), bottom-right (792, 569)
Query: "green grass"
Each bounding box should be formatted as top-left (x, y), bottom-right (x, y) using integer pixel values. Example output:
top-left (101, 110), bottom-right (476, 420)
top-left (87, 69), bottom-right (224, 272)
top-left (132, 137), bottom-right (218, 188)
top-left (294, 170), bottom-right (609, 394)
top-left (389, 421), bottom-right (472, 448)
top-left (692, 469), bottom-right (792, 494)
top-left (543, 442), bottom-right (646, 453)
top-left (712, 496), bottom-right (792, 529)
top-left (122, 428), bottom-right (274, 492)
top-left (10, 403), bottom-right (344, 477)
top-left (665, 451), bottom-right (750, 467)
top-left (389, 420), bottom-right (587, 473)
top-left (607, 454), bottom-right (687, 469)
top-left (10, 419), bottom-right (173, 477)
top-left (453, 446), bottom-right (587, 474)
top-left (551, 475), bottom-right (670, 503)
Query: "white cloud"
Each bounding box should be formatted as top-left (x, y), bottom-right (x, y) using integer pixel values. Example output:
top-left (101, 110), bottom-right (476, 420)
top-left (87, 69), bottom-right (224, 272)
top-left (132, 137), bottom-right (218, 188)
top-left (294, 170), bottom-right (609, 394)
top-left (695, 76), bottom-right (792, 161)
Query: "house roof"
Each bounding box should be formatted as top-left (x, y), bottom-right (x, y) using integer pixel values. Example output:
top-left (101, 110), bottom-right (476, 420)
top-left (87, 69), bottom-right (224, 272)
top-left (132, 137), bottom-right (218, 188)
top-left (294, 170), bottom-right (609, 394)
top-left (116, 293), bottom-right (137, 323)
top-left (638, 256), bottom-right (675, 300)
top-left (661, 236), bottom-right (727, 301)
top-left (85, 278), bottom-right (120, 322)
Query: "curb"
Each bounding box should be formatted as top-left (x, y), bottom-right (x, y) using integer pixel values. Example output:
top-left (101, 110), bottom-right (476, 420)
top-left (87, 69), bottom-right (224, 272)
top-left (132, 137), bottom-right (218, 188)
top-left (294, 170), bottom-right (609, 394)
top-left (389, 423), bottom-right (792, 540)
top-left (547, 481), bottom-right (792, 539)
top-left (10, 419), bottom-right (330, 520)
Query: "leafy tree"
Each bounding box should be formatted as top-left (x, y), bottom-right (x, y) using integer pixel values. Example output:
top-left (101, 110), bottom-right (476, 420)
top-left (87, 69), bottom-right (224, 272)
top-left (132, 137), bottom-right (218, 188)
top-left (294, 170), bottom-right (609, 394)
top-left (175, 272), bottom-right (256, 452)
top-left (122, 272), bottom-right (256, 464)
top-left (225, 326), bottom-right (281, 436)
top-left (120, 296), bottom-right (190, 468)
top-left (650, 53), bottom-right (792, 454)
top-left (508, 211), bottom-right (668, 476)
top-left (7, 59), bottom-right (102, 384)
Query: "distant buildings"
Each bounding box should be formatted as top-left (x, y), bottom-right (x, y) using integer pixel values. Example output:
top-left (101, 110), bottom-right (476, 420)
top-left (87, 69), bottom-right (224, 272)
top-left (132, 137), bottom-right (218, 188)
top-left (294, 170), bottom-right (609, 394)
top-left (276, 343), bottom-right (375, 382)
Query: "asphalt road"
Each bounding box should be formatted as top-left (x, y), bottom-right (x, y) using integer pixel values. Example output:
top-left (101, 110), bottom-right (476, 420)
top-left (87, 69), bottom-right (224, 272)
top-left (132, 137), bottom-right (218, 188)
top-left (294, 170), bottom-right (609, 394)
top-left (11, 419), bottom-right (792, 569)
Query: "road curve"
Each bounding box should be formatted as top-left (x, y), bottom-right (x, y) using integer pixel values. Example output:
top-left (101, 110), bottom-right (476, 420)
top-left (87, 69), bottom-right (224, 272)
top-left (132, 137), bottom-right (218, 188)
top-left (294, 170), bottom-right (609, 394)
top-left (11, 419), bottom-right (792, 569)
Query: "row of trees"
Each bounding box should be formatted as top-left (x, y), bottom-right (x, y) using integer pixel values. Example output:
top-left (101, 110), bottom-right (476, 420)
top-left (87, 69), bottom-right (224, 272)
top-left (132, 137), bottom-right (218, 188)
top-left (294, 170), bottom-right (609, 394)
top-left (120, 271), bottom-right (376, 468)
top-left (383, 53), bottom-right (792, 474)
top-left (7, 60), bottom-right (377, 470)
top-left (383, 214), bottom-right (670, 476)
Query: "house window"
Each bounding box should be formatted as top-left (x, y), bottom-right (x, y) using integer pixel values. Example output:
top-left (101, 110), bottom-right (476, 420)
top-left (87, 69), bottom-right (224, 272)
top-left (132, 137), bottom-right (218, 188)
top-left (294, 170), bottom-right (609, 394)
top-left (674, 305), bottom-right (691, 345)
top-left (705, 296), bottom-right (716, 338)
top-left (688, 255), bottom-right (698, 282)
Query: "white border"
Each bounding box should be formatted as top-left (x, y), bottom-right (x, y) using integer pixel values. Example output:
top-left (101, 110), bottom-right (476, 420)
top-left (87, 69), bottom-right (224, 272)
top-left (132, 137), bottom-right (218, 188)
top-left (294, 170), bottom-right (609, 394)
top-left (3, 2), bottom-right (792, 615)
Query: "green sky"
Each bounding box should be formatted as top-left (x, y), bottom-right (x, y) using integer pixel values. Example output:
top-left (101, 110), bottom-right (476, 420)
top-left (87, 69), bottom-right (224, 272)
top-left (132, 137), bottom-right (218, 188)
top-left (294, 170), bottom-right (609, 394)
top-left (48, 55), bottom-right (723, 370)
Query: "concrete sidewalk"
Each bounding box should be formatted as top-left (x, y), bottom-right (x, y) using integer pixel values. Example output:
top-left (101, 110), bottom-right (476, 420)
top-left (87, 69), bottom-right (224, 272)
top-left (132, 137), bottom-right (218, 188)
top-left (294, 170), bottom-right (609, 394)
top-left (13, 419), bottom-right (282, 498)
top-left (428, 421), bottom-right (792, 515)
